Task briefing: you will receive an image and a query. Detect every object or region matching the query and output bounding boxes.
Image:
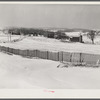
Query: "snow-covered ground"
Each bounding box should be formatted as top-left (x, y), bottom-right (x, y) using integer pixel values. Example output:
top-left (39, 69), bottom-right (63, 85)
top-left (0, 52), bottom-right (59, 89)
top-left (0, 34), bottom-right (22, 43)
top-left (0, 52), bottom-right (100, 89)
top-left (83, 35), bottom-right (100, 44)
top-left (1, 36), bottom-right (100, 54)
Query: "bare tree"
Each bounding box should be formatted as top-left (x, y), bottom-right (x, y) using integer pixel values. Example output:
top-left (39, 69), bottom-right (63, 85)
top-left (87, 30), bottom-right (96, 44)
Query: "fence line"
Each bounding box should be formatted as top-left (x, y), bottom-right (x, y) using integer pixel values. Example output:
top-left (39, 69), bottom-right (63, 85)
top-left (0, 45), bottom-right (100, 65)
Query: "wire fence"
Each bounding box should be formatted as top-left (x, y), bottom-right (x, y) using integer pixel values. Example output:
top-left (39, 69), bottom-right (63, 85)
top-left (0, 45), bottom-right (100, 66)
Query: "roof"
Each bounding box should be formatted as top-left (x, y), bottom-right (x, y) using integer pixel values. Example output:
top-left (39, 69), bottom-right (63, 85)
top-left (64, 32), bottom-right (81, 37)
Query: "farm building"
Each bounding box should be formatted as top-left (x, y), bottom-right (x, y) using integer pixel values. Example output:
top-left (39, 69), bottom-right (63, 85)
top-left (54, 32), bottom-right (69, 39)
top-left (64, 32), bottom-right (83, 43)
top-left (44, 31), bottom-right (55, 38)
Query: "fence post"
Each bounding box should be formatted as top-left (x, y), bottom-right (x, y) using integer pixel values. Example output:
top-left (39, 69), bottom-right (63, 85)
top-left (47, 51), bottom-right (49, 59)
top-left (36, 50), bottom-right (38, 58)
top-left (36, 50), bottom-right (37, 58)
top-left (70, 53), bottom-right (72, 62)
top-left (80, 53), bottom-right (82, 63)
top-left (62, 51), bottom-right (63, 62)
top-left (58, 52), bottom-right (59, 61)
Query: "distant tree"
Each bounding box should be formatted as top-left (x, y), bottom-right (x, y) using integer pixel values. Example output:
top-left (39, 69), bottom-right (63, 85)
top-left (87, 30), bottom-right (96, 44)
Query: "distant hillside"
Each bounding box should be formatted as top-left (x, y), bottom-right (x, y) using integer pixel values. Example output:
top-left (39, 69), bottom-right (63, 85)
top-left (44, 28), bottom-right (92, 33)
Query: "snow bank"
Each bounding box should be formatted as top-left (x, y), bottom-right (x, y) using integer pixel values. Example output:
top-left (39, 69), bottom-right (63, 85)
top-left (0, 52), bottom-right (100, 89)
top-left (0, 52), bottom-right (59, 88)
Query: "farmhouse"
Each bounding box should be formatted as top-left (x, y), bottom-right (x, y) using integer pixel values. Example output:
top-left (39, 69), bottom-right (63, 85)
top-left (44, 31), bottom-right (55, 38)
top-left (64, 32), bottom-right (83, 42)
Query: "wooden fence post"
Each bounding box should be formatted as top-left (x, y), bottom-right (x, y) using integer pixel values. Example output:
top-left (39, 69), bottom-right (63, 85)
top-left (47, 51), bottom-right (49, 59)
top-left (36, 49), bottom-right (38, 58)
top-left (80, 53), bottom-right (82, 63)
top-left (62, 51), bottom-right (63, 62)
top-left (58, 52), bottom-right (59, 61)
top-left (70, 53), bottom-right (72, 62)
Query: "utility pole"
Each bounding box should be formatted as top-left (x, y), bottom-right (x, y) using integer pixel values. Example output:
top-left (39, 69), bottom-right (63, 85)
top-left (9, 31), bottom-right (12, 42)
top-left (79, 32), bottom-right (83, 43)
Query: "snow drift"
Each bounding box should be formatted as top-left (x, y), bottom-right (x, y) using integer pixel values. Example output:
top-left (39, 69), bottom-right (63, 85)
top-left (0, 52), bottom-right (100, 89)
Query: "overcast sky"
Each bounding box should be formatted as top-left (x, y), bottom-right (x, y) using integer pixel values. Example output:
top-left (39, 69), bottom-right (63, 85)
top-left (0, 4), bottom-right (100, 29)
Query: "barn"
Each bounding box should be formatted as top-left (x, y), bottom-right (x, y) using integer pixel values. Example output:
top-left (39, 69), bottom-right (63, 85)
top-left (64, 32), bottom-right (83, 43)
top-left (44, 31), bottom-right (55, 38)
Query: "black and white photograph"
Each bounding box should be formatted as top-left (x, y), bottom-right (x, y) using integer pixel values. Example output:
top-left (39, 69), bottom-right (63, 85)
top-left (0, 2), bottom-right (100, 92)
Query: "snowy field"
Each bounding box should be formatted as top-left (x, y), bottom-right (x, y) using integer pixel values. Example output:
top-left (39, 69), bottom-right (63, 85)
top-left (0, 35), bottom-right (100, 89)
top-left (1, 36), bottom-right (100, 54)
top-left (0, 36), bottom-right (100, 89)
top-left (0, 34), bottom-right (22, 43)
top-left (0, 52), bottom-right (100, 89)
